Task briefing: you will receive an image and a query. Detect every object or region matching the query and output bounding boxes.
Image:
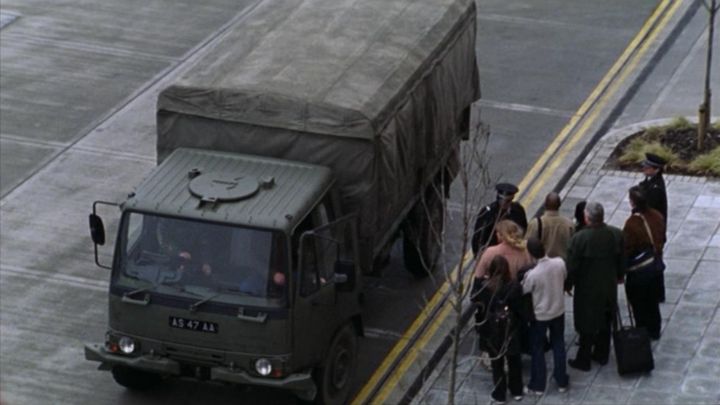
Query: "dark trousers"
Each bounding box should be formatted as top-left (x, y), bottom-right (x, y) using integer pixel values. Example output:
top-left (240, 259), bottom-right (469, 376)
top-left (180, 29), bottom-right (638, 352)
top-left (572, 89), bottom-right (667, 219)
top-left (490, 353), bottom-right (523, 401)
top-left (626, 271), bottom-right (662, 339)
top-left (574, 310), bottom-right (612, 367)
top-left (528, 315), bottom-right (569, 391)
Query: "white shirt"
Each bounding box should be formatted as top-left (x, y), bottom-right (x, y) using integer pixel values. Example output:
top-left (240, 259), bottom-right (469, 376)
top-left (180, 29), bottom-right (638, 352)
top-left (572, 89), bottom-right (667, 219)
top-left (522, 256), bottom-right (567, 321)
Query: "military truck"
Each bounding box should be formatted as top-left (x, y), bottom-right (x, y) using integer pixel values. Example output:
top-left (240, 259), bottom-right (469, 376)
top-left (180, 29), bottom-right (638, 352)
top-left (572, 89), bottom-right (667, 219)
top-left (85, 0), bottom-right (479, 403)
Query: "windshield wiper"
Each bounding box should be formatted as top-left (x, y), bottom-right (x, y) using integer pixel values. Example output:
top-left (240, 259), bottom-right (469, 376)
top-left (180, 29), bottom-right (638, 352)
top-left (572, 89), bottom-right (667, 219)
top-left (217, 285), bottom-right (253, 296)
top-left (189, 293), bottom-right (221, 312)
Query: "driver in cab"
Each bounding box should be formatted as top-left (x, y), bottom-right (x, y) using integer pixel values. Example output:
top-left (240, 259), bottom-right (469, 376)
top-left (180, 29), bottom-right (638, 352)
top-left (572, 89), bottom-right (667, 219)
top-left (157, 219), bottom-right (218, 286)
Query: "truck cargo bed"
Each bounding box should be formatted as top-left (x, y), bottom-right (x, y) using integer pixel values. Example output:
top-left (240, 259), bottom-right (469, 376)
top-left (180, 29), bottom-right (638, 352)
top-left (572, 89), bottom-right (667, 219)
top-left (156, 0), bottom-right (479, 270)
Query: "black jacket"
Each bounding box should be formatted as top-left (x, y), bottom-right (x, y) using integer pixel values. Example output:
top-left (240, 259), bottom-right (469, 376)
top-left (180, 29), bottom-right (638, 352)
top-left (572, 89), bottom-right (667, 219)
top-left (472, 201), bottom-right (527, 256)
top-left (473, 278), bottom-right (523, 356)
top-left (639, 173), bottom-right (667, 225)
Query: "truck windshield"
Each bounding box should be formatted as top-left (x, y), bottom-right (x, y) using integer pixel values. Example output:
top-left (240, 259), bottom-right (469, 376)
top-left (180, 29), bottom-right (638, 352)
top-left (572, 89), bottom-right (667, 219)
top-left (114, 212), bottom-right (288, 304)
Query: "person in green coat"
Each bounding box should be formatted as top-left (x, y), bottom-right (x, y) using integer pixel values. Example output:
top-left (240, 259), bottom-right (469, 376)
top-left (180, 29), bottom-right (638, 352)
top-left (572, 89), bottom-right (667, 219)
top-left (565, 202), bottom-right (625, 371)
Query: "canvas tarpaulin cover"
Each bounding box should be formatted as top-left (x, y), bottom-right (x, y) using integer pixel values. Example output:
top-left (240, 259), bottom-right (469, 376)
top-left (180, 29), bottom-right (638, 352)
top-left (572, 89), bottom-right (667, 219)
top-left (157, 0), bottom-right (480, 259)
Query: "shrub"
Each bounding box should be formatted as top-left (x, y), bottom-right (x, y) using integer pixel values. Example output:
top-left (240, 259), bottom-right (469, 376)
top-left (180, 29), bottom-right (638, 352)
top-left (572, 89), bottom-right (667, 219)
top-left (643, 126), bottom-right (663, 141)
top-left (666, 116), bottom-right (693, 131)
top-left (619, 139), bottom-right (677, 166)
top-left (688, 147), bottom-right (720, 176)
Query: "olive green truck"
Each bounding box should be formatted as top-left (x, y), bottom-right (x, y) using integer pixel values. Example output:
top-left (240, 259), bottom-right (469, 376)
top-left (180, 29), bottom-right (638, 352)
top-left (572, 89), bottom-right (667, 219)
top-left (85, 0), bottom-right (479, 403)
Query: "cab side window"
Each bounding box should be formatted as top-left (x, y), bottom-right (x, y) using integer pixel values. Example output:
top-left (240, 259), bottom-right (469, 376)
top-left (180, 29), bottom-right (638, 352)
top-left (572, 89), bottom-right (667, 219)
top-left (298, 199), bottom-right (336, 297)
top-left (300, 236), bottom-right (320, 297)
top-left (313, 203), bottom-right (337, 284)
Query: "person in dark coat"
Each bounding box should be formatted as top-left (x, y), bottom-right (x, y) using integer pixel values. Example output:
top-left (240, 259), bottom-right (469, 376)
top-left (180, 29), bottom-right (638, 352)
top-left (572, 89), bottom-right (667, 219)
top-left (473, 255), bottom-right (525, 403)
top-left (622, 186), bottom-right (665, 340)
top-left (565, 202), bottom-right (625, 371)
top-left (638, 152), bottom-right (668, 302)
top-left (638, 153), bottom-right (668, 224)
top-left (472, 183), bottom-right (528, 256)
top-left (573, 200), bottom-right (588, 232)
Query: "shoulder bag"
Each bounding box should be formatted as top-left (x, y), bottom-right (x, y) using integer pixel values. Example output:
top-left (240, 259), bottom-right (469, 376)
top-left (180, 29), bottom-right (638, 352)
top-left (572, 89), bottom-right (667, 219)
top-left (627, 214), bottom-right (657, 272)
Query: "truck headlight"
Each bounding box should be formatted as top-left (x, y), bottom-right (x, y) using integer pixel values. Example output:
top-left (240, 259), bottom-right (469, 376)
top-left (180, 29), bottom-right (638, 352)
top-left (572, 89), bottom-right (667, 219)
top-left (255, 358), bottom-right (272, 376)
top-left (118, 336), bottom-right (136, 354)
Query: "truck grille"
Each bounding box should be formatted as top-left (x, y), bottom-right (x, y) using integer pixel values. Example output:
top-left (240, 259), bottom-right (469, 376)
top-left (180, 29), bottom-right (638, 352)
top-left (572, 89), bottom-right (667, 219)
top-left (165, 345), bottom-right (225, 366)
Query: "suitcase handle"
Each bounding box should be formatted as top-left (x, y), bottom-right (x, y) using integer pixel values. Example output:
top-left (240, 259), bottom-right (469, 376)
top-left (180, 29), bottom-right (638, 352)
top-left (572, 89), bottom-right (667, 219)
top-left (614, 290), bottom-right (636, 331)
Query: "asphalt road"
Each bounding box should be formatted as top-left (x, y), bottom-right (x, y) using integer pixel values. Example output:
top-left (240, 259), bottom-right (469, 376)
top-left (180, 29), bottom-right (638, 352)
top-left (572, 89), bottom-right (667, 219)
top-left (0, 0), bottom-right (662, 403)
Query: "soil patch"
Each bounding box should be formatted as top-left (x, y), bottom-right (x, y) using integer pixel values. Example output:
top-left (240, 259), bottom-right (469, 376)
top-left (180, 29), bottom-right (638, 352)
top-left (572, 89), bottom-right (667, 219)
top-left (605, 125), bottom-right (720, 176)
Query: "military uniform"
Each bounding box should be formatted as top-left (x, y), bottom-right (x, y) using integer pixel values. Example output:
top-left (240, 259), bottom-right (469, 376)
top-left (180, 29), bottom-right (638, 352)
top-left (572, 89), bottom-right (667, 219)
top-left (638, 153), bottom-right (668, 302)
top-left (639, 173), bottom-right (667, 225)
top-left (472, 183), bottom-right (528, 256)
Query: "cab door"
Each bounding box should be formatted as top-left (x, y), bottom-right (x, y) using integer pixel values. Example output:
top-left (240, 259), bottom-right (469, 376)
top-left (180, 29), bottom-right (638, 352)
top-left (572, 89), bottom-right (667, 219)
top-left (292, 199), bottom-right (348, 368)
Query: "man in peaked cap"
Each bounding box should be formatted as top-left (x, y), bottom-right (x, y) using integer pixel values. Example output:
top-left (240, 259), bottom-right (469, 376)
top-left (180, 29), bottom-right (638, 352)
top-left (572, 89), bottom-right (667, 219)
top-left (639, 153), bottom-right (668, 224)
top-left (638, 152), bottom-right (668, 302)
top-left (472, 182), bottom-right (528, 256)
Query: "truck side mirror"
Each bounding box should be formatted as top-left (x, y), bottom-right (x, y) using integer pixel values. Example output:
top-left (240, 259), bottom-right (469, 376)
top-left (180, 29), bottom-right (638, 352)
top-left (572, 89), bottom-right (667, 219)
top-left (89, 214), bottom-right (106, 246)
top-left (90, 200), bottom-right (119, 270)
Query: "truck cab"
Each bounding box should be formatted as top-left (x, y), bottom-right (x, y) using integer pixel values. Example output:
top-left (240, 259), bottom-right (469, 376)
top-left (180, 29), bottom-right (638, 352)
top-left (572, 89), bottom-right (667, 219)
top-left (86, 148), bottom-right (362, 404)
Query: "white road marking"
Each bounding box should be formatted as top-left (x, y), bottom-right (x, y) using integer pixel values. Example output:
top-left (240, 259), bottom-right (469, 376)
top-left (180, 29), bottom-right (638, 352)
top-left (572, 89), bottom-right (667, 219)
top-left (0, 264), bottom-right (108, 292)
top-left (475, 99), bottom-right (574, 118)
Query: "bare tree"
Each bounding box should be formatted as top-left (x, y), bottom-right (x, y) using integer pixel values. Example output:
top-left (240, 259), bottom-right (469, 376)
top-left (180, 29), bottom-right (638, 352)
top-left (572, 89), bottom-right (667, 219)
top-left (406, 116), bottom-right (520, 404)
top-left (698, 0), bottom-right (719, 150)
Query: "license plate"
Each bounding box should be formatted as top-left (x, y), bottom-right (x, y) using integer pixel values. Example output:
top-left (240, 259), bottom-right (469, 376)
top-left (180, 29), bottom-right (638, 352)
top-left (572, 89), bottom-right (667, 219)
top-left (169, 316), bottom-right (219, 334)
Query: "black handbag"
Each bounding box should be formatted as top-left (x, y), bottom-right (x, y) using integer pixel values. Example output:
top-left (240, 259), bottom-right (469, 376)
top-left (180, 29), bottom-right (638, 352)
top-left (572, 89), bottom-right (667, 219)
top-left (627, 248), bottom-right (656, 272)
top-left (613, 299), bottom-right (654, 375)
top-left (627, 214), bottom-right (658, 272)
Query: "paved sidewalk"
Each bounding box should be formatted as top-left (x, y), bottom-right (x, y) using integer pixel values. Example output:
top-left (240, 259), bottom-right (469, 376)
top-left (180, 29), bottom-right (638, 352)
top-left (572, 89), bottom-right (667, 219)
top-left (408, 0), bottom-right (720, 402)
top-left (412, 121), bottom-right (720, 405)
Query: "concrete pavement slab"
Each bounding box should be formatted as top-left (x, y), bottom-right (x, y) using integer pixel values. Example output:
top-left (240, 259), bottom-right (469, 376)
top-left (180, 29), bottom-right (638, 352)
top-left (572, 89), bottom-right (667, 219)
top-left (686, 265), bottom-right (720, 291)
top-left (650, 353), bottom-right (693, 375)
top-left (680, 289), bottom-right (720, 307)
top-left (582, 385), bottom-right (634, 405)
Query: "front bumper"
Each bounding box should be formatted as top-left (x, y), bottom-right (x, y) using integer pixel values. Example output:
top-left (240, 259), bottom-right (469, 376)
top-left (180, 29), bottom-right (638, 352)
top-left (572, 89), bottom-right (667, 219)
top-left (84, 343), bottom-right (316, 400)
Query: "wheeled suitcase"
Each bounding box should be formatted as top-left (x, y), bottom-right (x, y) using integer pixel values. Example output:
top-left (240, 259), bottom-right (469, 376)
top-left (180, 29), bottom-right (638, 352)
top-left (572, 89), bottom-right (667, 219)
top-left (613, 302), bottom-right (654, 375)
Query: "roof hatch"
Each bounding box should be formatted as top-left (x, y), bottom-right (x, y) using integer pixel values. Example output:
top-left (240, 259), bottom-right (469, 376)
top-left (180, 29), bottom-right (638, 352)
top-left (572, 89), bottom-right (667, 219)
top-left (188, 169), bottom-right (274, 207)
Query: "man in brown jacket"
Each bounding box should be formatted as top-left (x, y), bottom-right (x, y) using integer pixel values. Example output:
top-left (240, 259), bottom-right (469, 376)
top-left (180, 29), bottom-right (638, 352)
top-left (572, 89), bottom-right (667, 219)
top-left (525, 192), bottom-right (574, 260)
top-left (622, 185), bottom-right (666, 340)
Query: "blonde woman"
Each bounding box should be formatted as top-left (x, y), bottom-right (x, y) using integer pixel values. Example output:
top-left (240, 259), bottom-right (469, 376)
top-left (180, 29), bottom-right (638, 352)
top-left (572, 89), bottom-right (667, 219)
top-left (474, 220), bottom-right (533, 281)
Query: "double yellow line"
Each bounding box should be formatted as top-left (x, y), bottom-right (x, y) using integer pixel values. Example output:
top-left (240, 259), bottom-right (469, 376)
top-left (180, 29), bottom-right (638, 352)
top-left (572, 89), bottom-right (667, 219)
top-left (352, 1), bottom-right (680, 403)
top-left (517, 0), bottom-right (681, 209)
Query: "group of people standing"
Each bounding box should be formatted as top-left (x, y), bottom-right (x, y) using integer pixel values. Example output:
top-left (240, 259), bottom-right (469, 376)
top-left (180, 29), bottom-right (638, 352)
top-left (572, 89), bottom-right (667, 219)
top-left (470, 153), bottom-right (668, 404)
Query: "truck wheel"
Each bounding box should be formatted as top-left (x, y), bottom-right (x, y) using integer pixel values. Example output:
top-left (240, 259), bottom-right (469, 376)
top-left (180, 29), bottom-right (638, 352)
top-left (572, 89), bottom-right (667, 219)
top-left (314, 324), bottom-right (357, 405)
top-left (111, 366), bottom-right (160, 390)
top-left (403, 194), bottom-right (443, 278)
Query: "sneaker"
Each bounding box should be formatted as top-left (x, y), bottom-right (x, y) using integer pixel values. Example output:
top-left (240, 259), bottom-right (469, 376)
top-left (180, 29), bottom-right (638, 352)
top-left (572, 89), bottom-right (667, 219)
top-left (524, 386), bottom-right (543, 396)
top-left (558, 386), bottom-right (568, 393)
top-left (513, 395), bottom-right (523, 401)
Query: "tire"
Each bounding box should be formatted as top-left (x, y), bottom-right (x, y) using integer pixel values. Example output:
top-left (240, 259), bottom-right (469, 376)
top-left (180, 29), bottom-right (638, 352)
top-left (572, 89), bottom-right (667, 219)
top-left (111, 366), bottom-right (161, 390)
top-left (314, 324), bottom-right (358, 405)
top-left (403, 193), bottom-right (444, 278)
